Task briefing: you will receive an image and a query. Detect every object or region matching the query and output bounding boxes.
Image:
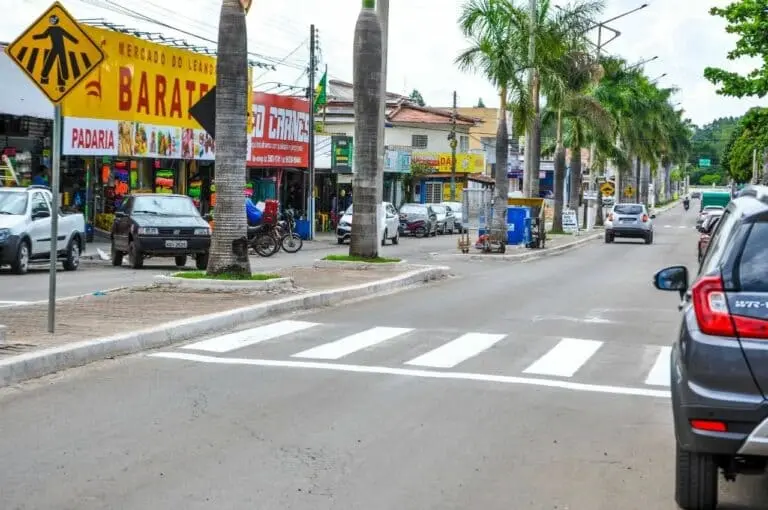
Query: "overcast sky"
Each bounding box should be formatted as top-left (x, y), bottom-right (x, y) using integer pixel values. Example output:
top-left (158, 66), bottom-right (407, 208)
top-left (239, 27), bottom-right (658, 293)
top-left (5, 0), bottom-right (765, 126)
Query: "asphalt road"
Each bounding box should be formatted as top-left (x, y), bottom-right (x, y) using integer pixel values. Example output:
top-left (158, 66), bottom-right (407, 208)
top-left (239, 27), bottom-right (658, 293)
top-left (0, 233), bottom-right (460, 303)
top-left (5, 203), bottom-right (768, 509)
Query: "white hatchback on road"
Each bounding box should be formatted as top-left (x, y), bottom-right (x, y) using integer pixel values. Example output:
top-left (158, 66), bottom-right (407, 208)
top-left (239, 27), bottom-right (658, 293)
top-left (336, 202), bottom-right (400, 245)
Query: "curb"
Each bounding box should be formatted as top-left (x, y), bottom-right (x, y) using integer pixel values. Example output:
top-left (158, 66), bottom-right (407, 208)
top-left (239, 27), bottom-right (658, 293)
top-left (429, 232), bottom-right (602, 262)
top-left (153, 275), bottom-right (294, 291)
top-left (0, 265), bottom-right (449, 388)
top-left (312, 259), bottom-right (408, 271)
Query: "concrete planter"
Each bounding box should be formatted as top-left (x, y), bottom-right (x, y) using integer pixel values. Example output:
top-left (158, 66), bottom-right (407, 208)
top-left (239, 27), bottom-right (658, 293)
top-left (313, 259), bottom-right (407, 271)
top-left (154, 274), bottom-right (294, 291)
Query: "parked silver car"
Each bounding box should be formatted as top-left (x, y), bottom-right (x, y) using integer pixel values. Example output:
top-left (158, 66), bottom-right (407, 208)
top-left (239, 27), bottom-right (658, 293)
top-left (427, 203), bottom-right (456, 234)
top-left (442, 201), bottom-right (466, 233)
top-left (604, 203), bottom-right (655, 244)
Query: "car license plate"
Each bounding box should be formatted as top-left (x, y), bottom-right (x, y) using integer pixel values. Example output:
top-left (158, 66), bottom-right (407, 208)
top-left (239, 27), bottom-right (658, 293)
top-left (165, 240), bottom-right (187, 248)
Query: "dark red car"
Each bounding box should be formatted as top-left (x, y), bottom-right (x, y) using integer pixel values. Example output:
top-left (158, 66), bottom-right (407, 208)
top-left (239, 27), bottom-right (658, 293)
top-left (697, 211), bottom-right (723, 262)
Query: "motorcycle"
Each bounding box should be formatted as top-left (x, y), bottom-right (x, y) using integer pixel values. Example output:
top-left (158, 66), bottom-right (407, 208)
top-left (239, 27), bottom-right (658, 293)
top-left (247, 223), bottom-right (279, 257)
top-left (683, 199), bottom-right (690, 211)
top-left (275, 210), bottom-right (303, 253)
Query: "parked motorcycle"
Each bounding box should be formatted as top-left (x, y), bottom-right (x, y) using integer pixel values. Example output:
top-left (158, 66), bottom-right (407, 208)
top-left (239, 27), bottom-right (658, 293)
top-left (276, 210), bottom-right (303, 253)
top-left (247, 224), bottom-right (279, 257)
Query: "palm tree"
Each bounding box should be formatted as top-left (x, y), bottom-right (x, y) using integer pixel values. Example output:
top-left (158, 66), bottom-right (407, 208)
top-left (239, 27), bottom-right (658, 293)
top-left (456, 0), bottom-right (528, 247)
top-left (207, 0), bottom-right (251, 276)
top-left (349, 0), bottom-right (383, 258)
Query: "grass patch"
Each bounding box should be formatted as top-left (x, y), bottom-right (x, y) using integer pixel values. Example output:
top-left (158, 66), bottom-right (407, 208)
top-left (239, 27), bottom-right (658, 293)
top-left (323, 254), bottom-right (401, 263)
top-left (173, 271), bottom-right (280, 281)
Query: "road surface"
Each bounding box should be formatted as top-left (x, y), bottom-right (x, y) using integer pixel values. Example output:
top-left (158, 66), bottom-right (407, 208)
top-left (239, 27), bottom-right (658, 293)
top-left (5, 204), bottom-right (765, 509)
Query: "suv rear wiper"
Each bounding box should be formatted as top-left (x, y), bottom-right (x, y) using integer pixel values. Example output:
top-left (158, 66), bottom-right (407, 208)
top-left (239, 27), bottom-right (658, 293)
top-left (133, 210), bottom-right (159, 215)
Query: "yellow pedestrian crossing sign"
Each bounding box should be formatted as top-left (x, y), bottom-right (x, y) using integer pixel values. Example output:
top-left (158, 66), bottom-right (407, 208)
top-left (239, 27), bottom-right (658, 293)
top-left (600, 182), bottom-right (615, 195)
top-left (5, 2), bottom-right (104, 104)
top-left (624, 185), bottom-right (634, 198)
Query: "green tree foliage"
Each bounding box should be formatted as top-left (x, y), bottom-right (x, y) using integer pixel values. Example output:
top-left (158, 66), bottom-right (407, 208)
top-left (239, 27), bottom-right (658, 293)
top-left (721, 107), bottom-right (768, 182)
top-left (409, 89), bottom-right (426, 106)
top-left (687, 117), bottom-right (740, 184)
top-left (704, 0), bottom-right (768, 98)
top-left (476, 97), bottom-right (486, 107)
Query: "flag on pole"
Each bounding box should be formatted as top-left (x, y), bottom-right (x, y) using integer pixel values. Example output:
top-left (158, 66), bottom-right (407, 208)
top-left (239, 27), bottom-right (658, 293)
top-left (314, 70), bottom-right (327, 113)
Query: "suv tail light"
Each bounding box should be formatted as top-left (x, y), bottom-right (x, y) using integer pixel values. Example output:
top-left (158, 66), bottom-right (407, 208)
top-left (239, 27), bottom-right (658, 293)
top-left (692, 275), bottom-right (768, 338)
top-left (642, 214), bottom-right (649, 222)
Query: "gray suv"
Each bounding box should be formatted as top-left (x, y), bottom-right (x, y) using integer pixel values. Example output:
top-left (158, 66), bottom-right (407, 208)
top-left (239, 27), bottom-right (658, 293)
top-left (605, 203), bottom-right (655, 244)
top-left (654, 186), bottom-right (768, 510)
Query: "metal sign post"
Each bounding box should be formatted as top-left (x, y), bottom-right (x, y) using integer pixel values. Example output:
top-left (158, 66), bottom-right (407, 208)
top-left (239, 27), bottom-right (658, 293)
top-left (47, 104), bottom-right (62, 333)
top-left (4, 1), bottom-right (105, 333)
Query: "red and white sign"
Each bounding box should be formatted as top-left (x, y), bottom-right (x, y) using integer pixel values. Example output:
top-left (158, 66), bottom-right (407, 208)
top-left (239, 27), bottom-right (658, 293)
top-left (247, 92), bottom-right (310, 168)
top-left (63, 118), bottom-right (118, 156)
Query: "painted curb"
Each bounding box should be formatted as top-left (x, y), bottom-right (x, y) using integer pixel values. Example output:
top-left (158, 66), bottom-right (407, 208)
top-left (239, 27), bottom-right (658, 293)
top-left (0, 265), bottom-right (449, 388)
top-left (312, 259), bottom-right (407, 271)
top-left (154, 275), bottom-right (294, 291)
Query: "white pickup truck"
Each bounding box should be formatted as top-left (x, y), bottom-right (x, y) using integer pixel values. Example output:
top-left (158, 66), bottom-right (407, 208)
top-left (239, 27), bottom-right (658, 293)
top-left (0, 186), bottom-right (86, 274)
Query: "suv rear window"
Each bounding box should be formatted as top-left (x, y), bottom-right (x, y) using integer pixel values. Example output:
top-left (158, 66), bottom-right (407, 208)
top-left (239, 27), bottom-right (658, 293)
top-left (737, 222), bottom-right (768, 292)
top-left (614, 205), bottom-right (643, 215)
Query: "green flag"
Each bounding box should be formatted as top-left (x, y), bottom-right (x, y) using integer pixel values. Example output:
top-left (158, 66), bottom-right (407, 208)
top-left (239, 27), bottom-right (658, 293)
top-left (314, 71), bottom-right (327, 113)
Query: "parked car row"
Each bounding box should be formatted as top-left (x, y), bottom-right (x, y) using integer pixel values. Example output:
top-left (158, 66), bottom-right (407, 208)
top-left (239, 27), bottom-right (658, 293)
top-left (336, 201), bottom-right (467, 245)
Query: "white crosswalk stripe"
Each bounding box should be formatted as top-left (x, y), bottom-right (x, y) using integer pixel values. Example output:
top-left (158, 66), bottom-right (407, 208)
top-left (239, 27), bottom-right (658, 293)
top-left (405, 333), bottom-right (506, 368)
top-left (182, 320), bottom-right (319, 353)
top-left (162, 321), bottom-right (674, 391)
top-left (292, 327), bottom-right (412, 360)
top-left (523, 338), bottom-right (603, 377)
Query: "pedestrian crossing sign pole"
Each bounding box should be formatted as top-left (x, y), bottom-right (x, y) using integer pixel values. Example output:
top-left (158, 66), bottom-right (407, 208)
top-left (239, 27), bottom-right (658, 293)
top-left (4, 2), bottom-right (105, 333)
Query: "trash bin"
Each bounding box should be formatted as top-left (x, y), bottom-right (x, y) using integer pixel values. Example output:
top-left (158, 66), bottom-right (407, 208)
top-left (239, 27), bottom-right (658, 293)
top-left (506, 206), bottom-right (530, 245)
top-left (295, 219), bottom-right (311, 240)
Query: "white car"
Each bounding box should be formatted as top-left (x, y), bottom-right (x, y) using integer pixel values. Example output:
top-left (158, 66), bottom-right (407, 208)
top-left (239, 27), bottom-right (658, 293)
top-left (336, 201), bottom-right (400, 245)
top-left (0, 186), bottom-right (86, 274)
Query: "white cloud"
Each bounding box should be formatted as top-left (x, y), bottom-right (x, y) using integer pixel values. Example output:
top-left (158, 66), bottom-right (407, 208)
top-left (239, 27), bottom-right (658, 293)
top-left (3, 0), bottom-right (765, 125)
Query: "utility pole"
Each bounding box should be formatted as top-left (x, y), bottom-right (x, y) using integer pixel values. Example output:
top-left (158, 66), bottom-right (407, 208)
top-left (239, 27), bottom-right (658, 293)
top-left (307, 24), bottom-right (317, 240)
top-left (523, 0), bottom-right (536, 197)
top-left (376, 0), bottom-right (389, 222)
top-left (450, 90), bottom-right (458, 200)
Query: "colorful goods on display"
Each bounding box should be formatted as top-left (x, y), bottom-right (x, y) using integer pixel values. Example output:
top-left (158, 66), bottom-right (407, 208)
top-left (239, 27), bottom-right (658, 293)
top-left (188, 177), bottom-right (203, 208)
top-left (154, 169), bottom-right (175, 194)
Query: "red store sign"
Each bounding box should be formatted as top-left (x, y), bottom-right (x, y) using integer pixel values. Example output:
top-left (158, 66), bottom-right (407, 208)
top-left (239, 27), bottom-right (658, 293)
top-left (247, 92), bottom-right (310, 168)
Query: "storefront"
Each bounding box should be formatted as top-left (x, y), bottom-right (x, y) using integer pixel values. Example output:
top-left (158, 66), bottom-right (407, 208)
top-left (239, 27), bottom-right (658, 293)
top-left (247, 91), bottom-right (310, 233)
top-left (384, 146), bottom-right (411, 205)
top-left (59, 24), bottom-right (220, 235)
top-left (412, 152), bottom-right (486, 203)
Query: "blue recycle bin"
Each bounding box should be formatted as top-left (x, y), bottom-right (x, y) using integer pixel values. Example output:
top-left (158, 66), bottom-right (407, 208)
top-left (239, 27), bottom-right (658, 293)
top-left (506, 206), bottom-right (531, 245)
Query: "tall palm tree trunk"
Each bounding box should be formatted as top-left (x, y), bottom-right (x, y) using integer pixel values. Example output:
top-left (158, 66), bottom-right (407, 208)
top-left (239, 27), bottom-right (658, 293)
top-left (207, 0), bottom-right (251, 276)
top-left (350, 0), bottom-right (383, 258)
top-left (634, 155), bottom-right (641, 203)
top-left (552, 109), bottom-right (566, 233)
top-left (493, 87), bottom-right (509, 244)
top-left (568, 141), bottom-right (582, 211)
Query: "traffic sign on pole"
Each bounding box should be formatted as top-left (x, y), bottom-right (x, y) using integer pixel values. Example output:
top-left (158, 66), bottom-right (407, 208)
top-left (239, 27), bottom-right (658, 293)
top-left (4, 2), bottom-right (105, 333)
top-left (600, 182), bottom-right (615, 195)
top-left (4, 2), bottom-right (105, 104)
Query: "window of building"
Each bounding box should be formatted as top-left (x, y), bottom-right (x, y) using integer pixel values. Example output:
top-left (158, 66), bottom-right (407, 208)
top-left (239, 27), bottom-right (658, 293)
top-left (412, 134), bottom-right (428, 149)
top-left (459, 135), bottom-right (469, 153)
top-left (424, 181), bottom-right (442, 203)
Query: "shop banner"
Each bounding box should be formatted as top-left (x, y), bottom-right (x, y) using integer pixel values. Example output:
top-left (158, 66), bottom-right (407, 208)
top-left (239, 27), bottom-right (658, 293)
top-left (61, 25), bottom-right (216, 130)
top-left (247, 92), bottom-right (310, 168)
top-left (62, 117), bottom-right (215, 160)
top-left (412, 152), bottom-right (484, 173)
top-left (385, 147), bottom-right (411, 173)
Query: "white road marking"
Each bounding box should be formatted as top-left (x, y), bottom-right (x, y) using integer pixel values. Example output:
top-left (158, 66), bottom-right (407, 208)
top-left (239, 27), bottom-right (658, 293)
top-left (405, 333), bottom-right (506, 368)
top-left (148, 352), bottom-right (671, 399)
top-left (292, 327), bottom-right (413, 360)
top-left (664, 225), bottom-right (672, 228)
top-left (182, 320), bottom-right (319, 353)
top-left (678, 225), bottom-right (687, 229)
top-left (523, 338), bottom-right (604, 377)
top-left (645, 346), bottom-right (672, 386)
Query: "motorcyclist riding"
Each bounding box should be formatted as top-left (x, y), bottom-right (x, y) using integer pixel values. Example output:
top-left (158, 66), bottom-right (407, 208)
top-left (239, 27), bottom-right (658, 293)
top-left (683, 195), bottom-right (690, 210)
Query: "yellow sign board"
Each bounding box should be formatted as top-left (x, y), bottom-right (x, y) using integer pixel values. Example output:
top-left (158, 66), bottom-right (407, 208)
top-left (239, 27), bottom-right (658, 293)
top-left (412, 152), bottom-right (484, 174)
top-left (624, 185), bottom-right (634, 198)
top-left (61, 25), bottom-right (217, 129)
top-left (5, 2), bottom-right (105, 104)
top-left (600, 182), bottom-right (615, 195)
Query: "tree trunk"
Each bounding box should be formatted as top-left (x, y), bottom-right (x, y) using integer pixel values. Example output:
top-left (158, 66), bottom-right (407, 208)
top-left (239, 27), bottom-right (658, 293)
top-left (568, 138), bottom-right (582, 210)
top-left (493, 87), bottom-right (509, 244)
top-left (530, 72), bottom-right (541, 198)
top-left (634, 155), bottom-right (641, 203)
top-left (640, 161), bottom-right (650, 206)
top-left (350, 2), bottom-right (383, 258)
top-left (207, 0), bottom-right (251, 276)
top-left (552, 109), bottom-right (565, 233)
top-left (615, 167), bottom-right (622, 204)
top-left (595, 161), bottom-right (605, 227)
top-left (664, 162), bottom-right (672, 201)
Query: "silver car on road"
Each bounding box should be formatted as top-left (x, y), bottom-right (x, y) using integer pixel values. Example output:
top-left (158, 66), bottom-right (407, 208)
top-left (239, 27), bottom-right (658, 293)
top-left (604, 203), bottom-right (655, 244)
